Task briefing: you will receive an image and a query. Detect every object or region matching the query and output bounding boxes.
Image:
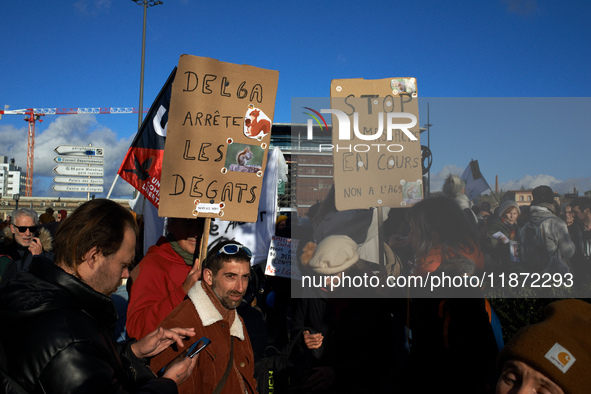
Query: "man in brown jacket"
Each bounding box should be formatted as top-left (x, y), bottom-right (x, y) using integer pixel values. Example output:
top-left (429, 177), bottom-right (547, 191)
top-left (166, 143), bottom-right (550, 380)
top-left (150, 239), bottom-right (257, 393)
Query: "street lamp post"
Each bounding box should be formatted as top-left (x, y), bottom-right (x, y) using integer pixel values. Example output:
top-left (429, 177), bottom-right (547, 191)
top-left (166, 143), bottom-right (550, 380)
top-left (423, 103), bottom-right (433, 197)
top-left (132, 0), bottom-right (163, 129)
top-left (13, 193), bottom-right (20, 210)
top-left (118, 0), bottom-right (162, 201)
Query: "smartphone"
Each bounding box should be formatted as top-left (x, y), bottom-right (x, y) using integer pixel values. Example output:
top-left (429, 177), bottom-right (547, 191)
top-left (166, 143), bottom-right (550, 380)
top-left (157, 337), bottom-right (211, 377)
top-left (187, 337), bottom-right (211, 358)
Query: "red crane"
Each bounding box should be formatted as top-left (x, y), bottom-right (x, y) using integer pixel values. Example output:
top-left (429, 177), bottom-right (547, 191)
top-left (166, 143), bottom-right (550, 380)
top-left (0, 107), bottom-right (147, 197)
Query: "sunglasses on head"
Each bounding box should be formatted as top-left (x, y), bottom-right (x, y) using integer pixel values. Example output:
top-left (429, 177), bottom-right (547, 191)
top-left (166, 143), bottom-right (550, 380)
top-left (217, 243), bottom-right (252, 258)
top-left (15, 225), bottom-right (38, 234)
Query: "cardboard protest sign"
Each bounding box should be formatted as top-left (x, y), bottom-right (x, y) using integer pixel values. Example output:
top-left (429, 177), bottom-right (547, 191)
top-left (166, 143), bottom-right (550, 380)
top-left (159, 55), bottom-right (279, 222)
top-left (330, 78), bottom-right (423, 211)
top-left (265, 236), bottom-right (301, 280)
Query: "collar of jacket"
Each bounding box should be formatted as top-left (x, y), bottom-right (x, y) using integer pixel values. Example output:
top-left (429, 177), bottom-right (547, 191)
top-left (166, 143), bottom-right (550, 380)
top-left (187, 281), bottom-right (245, 340)
top-left (530, 204), bottom-right (554, 216)
top-left (2, 226), bottom-right (54, 252)
top-left (28, 257), bottom-right (119, 327)
top-left (454, 194), bottom-right (472, 210)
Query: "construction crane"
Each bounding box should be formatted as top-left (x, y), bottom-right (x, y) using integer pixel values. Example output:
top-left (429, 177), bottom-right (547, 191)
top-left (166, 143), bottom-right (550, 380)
top-left (0, 107), bottom-right (147, 197)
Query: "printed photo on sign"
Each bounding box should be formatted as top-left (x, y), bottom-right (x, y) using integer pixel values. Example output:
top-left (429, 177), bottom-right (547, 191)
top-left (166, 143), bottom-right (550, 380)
top-left (390, 78), bottom-right (417, 96)
top-left (402, 180), bottom-right (422, 204)
top-left (224, 143), bottom-right (265, 173)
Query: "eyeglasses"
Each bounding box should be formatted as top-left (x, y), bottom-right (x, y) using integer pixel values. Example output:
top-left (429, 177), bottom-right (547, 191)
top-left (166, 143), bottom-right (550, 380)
top-left (217, 243), bottom-right (252, 258)
top-left (14, 225), bottom-right (38, 233)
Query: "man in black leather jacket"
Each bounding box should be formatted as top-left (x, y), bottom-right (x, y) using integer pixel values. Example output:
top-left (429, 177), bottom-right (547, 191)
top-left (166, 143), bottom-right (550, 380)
top-left (0, 199), bottom-right (197, 393)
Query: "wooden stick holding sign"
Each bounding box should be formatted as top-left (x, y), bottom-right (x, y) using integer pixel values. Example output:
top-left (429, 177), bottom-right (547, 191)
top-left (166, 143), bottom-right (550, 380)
top-left (329, 77), bottom-right (423, 268)
top-left (377, 207), bottom-right (385, 268)
top-left (196, 218), bottom-right (211, 270)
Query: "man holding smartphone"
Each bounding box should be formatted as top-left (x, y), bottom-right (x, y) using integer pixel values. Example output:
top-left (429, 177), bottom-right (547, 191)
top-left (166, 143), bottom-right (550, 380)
top-left (0, 208), bottom-right (54, 277)
top-left (150, 239), bottom-right (258, 394)
top-left (0, 199), bottom-right (198, 393)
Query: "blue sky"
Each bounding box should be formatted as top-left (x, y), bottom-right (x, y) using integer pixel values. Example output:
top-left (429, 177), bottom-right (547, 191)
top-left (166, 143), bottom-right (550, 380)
top-left (1, 0), bottom-right (590, 199)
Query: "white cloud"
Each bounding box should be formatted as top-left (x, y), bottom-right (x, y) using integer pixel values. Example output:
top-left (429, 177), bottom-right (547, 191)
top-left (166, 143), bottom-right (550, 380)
top-left (428, 167), bottom-right (591, 196)
top-left (0, 123), bottom-right (27, 164)
top-left (502, 0), bottom-right (539, 16)
top-left (74, 0), bottom-right (112, 16)
top-left (0, 116), bottom-right (135, 199)
top-left (499, 175), bottom-right (591, 195)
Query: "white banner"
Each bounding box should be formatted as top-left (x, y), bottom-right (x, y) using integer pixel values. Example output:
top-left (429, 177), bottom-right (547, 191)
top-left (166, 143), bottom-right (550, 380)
top-left (265, 236), bottom-right (301, 280)
top-left (207, 147), bottom-right (281, 265)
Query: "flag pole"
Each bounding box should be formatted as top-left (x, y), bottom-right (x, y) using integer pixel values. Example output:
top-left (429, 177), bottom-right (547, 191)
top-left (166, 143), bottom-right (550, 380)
top-left (114, 67), bottom-right (176, 204)
top-left (488, 185), bottom-right (499, 204)
top-left (106, 174), bottom-right (119, 199)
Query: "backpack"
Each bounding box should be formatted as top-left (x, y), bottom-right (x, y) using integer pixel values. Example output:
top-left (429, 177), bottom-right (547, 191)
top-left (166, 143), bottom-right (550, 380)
top-left (254, 328), bottom-right (308, 394)
top-left (517, 217), bottom-right (552, 271)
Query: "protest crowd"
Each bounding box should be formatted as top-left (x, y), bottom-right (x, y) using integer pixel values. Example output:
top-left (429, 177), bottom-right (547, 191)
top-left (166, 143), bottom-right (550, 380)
top-left (0, 62), bottom-right (588, 393)
top-left (0, 175), bottom-right (590, 393)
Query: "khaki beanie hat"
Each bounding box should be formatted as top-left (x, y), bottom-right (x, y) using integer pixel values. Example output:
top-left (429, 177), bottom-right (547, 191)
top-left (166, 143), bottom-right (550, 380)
top-left (307, 235), bottom-right (359, 275)
top-left (498, 299), bottom-right (591, 394)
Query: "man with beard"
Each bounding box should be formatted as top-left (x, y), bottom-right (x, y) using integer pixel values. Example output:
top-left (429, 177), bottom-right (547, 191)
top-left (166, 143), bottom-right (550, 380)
top-left (127, 216), bottom-right (206, 340)
top-left (0, 199), bottom-right (197, 393)
top-left (1, 208), bottom-right (54, 274)
top-left (150, 239), bottom-right (258, 394)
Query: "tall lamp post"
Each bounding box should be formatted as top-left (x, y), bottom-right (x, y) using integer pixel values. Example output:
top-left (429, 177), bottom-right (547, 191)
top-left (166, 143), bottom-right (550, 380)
top-left (13, 193), bottom-right (20, 210)
top-left (132, 0), bottom-right (163, 129)
top-left (115, 1), bottom-right (162, 201)
top-left (423, 103), bottom-right (433, 197)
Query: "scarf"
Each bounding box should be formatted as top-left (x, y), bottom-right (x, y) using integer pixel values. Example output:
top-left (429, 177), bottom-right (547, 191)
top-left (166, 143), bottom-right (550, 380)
top-left (166, 233), bottom-right (195, 266)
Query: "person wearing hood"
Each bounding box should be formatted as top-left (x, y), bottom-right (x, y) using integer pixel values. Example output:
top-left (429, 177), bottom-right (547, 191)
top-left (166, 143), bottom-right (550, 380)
top-left (0, 208), bottom-right (54, 276)
top-left (127, 217), bottom-right (206, 340)
top-left (56, 210), bottom-right (67, 222)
